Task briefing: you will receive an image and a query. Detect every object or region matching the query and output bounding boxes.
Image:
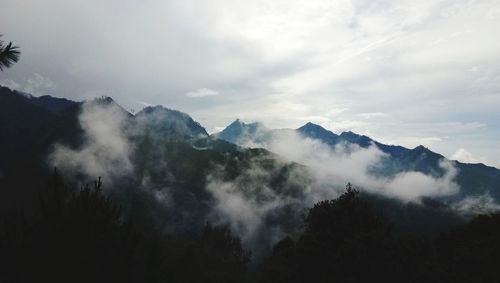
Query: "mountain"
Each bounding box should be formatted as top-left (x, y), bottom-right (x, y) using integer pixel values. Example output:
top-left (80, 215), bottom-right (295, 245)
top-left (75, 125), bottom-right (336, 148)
top-left (0, 86), bottom-right (85, 211)
top-left (298, 124), bottom-right (500, 198)
top-left (27, 94), bottom-right (77, 114)
top-left (338, 131), bottom-right (373, 148)
top-left (2, 85), bottom-right (495, 261)
top-left (297, 122), bottom-right (339, 145)
top-left (215, 120), bottom-right (500, 201)
top-left (0, 86), bottom-right (82, 164)
top-left (135, 105), bottom-right (209, 140)
top-left (214, 119), bottom-right (268, 145)
top-left (0, 87), bottom-right (210, 209)
top-left (0, 86), bottom-right (315, 242)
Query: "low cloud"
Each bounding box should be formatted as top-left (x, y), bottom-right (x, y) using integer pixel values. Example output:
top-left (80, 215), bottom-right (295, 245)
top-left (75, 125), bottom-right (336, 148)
top-left (137, 101), bottom-right (153, 107)
top-left (451, 148), bottom-right (487, 164)
top-left (383, 161), bottom-right (458, 202)
top-left (205, 128), bottom-right (462, 254)
top-left (49, 101), bottom-right (133, 182)
top-left (452, 194), bottom-right (500, 215)
top-left (0, 73), bottom-right (56, 96)
top-left (206, 156), bottom-right (310, 259)
top-left (248, 130), bottom-right (459, 203)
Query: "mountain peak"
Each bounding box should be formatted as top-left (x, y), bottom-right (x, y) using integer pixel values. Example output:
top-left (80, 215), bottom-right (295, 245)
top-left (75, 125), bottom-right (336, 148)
top-left (227, 118), bottom-right (244, 127)
top-left (227, 119), bottom-right (264, 128)
top-left (297, 122), bottom-right (339, 145)
top-left (409, 145), bottom-right (445, 161)
top-left (136, 105), bottom-right (209, 139)
top-left (298, 122), bottom-right (323, 130)
top-left (413, 145), bottom-right (428, 151)
top-left (216, 119), bottom-right (268, 144)
top-left (141, 105), bottom-right (187, 116)
top-left (84, 96), bottom-right (134, 118)
top-left (87, 96), bottom-right (115, 105)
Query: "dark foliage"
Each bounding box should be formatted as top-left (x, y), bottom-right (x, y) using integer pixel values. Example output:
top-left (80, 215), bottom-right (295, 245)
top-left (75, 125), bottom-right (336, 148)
top-left (259, 184), bottom-right (500, 283)
top-left (437, 213), bottom-right (500, 283)
top-left (3, 170), bottom-right (500, 282)
top-left (260, 184), bottom-right (407, 283)
top-left (180, 223), bottom-right (251, 283)
top-left (0, 171), bottom-right (250, 283)
top-left (0, 35), bottom-right (20, 70)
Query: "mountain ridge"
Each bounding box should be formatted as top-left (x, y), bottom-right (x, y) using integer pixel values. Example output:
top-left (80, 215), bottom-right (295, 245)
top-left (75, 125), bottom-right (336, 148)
top-left (1, 85), bottom-right (499, 204)
top-left (1, 83), bottom-right (497, 172)
top-left (215, 120), bottom-right (500, 200)
top-left (218, 120), bottom-right (496, 169)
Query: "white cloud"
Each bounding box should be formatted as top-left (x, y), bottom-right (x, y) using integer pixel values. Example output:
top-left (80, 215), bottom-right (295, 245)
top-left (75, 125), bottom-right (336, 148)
top-left (186, 88), bottom-right (220, 98)
top-left (451, 148), bottom-right (488, 164)
top-left (240, 129), bottom-right (459, 203)
top-left (212, 126), bottom-right (226, 133)
top-left (49, 101), bottom-right (133, 182)
top-left (452, 194), bottom-right (500, 215)
top-left (359, 112), bottom-right (388, 119)
top-left (0, 78), bottom-right (20, 90)
top-left (383, 160), bottom-right (458, 202)
top-left (138, 101), bottom-right (153, 107)
top-left (0, 73), bottom-right (56, 96)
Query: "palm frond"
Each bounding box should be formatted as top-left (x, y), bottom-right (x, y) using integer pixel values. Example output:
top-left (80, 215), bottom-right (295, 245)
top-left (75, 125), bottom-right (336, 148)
top-left (0, 35), bottom-right (21, 71)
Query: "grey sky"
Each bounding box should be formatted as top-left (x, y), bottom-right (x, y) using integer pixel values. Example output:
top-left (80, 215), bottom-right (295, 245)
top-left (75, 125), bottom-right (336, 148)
top-left (1, 0), bottom-right (499, 167)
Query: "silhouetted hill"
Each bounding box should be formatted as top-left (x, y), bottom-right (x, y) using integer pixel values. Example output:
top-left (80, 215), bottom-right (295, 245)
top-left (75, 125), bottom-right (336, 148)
top-left (30, 94), bottom-right (77, 114)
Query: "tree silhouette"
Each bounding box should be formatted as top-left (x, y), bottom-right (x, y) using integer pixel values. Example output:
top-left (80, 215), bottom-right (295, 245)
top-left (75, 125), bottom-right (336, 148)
top-left (260, 183), bottom-right (446, 283)
top-left (0, 170), bottom-right (252, 283)
top-left (0, 35), bottom-right (20, 71)
top-left (296, 183), bottom-right (396, 282)
top-left (437, 213), bottom-right (500, 283)
top-left (180, 223), bottom-right (250, 283)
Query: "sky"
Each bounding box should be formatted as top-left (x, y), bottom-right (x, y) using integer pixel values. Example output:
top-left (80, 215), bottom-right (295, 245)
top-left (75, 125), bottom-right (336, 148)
top-left (1, 0), bottom-right (499, 167)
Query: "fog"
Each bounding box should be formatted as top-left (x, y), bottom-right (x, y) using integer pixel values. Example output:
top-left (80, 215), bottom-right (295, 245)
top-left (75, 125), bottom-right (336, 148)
top-left (236, 127), bottom-right (459, 202)
top-left (49, 101), bottom-right (133, 182)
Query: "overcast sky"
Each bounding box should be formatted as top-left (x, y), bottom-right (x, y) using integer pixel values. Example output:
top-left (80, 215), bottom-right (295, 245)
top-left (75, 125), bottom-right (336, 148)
top-left (1, 0), bottom-right (499, 167)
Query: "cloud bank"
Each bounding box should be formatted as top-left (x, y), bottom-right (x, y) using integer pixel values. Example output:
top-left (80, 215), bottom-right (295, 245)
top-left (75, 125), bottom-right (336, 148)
top-left (239, 129), bottom-right (459, 202)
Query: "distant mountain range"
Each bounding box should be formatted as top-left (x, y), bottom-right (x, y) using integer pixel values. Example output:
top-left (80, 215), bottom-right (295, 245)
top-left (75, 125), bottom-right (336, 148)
top-left (214, 118), bottom-right (500, 201)
top-left (1, 84), bottom-right (500, 237)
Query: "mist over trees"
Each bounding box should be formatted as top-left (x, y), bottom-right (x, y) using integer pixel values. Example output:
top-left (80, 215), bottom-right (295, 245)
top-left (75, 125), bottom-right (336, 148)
top-left (259, 184), bottom-right (500, 283)
top-left (3, 176), bottom-right (500, 282)
top-left (0, 171), bottom-right (250, 283)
